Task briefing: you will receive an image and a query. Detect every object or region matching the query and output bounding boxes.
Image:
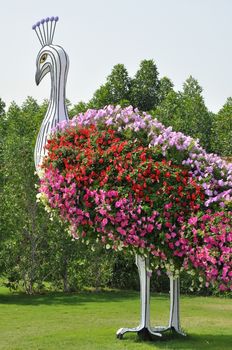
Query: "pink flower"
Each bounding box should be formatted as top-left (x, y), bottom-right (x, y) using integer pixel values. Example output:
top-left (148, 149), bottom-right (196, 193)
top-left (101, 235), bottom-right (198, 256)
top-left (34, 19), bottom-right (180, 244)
top-left (201, 214), bottom-right (211, 221)
top-left (164, 202), bottom-right (173, 210)
top-left (102, 218), bottom-right (108, 226)
top-left (147, 224), bottom-right (154, 233)
top-left (121, 220), bottom-right (128, 227)
top-left (219, 284), bottom-right (227, 292)
top-left (99, 208), bottom-right (107, 216)
top-left (116, 227), bottom-right (126, 236)
top-left (108, 190), bottom-right (118, 197)
top-left (188, 217), bottom-right (198, 226)
top-left (115, 200), bottom-right (122, 208)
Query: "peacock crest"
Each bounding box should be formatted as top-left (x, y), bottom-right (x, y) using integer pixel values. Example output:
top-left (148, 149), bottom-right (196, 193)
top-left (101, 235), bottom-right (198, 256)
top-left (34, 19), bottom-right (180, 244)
top-left (32, 16), bottom-right (59, 46)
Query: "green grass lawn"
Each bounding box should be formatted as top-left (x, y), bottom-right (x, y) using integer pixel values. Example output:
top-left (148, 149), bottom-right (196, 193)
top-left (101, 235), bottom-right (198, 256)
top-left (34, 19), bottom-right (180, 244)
top-left (0, 286), bottom-right (231, 350)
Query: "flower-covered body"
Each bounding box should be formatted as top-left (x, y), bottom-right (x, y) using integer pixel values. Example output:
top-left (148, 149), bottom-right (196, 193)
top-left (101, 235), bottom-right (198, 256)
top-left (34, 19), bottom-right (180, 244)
top-left (38, 106), bottom-right (232, 291)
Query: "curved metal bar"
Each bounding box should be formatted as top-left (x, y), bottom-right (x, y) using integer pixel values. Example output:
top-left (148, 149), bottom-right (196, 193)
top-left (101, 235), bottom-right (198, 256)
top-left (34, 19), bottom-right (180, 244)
top-left (168, 276), bottom-right (185, 334)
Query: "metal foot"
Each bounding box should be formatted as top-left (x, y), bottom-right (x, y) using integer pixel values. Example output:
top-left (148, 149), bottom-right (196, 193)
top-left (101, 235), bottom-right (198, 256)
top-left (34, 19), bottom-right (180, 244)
top-left (116, 325), bottom-right (162, 339)
top-left (151, 325), bottom-right (186, 336)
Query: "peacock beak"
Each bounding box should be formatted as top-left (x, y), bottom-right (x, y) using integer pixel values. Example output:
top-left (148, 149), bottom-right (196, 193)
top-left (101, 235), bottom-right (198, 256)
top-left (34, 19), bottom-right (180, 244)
top-left (35, 70), bottom-right (41, 85)
top-left (35, 63), bottom-right (50, 85)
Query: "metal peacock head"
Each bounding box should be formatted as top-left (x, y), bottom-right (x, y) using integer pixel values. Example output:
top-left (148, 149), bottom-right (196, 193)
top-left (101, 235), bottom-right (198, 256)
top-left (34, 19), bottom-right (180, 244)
top-left (32, 16), bottom-right (70, 172)
top-left (32, 16), bottom-right (69, 86)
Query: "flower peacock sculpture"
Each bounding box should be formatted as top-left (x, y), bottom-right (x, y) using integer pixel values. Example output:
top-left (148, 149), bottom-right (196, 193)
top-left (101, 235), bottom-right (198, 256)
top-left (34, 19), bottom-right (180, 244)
top-left (33, 17), bottom-right (232, 340)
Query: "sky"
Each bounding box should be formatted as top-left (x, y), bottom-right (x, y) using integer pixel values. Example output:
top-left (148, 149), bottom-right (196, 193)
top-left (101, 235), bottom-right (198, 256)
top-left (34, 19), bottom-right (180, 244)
top-left (1, 0), bottom-right (232, 113)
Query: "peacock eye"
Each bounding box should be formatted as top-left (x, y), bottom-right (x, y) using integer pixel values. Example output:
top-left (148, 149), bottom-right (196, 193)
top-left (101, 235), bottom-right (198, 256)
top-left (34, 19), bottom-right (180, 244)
top-left (40, 54), bottom-right (47, 64)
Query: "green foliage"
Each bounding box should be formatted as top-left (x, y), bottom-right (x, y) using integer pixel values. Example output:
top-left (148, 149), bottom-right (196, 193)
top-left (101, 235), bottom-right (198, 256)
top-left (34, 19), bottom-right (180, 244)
top-left (106, 64), bottom-right (131, 104)
top-left (0, 98), bottom-right (51, 293)
top-left (158, 76), bottom-right (174, 103)
top-left (211, 97), bottom-right (232, 156)
top-left (153, 90), bottom-right (180, 127)
top-left (109, 253), bottom-right (139, 290)
top-left (130, 59), bottom-right (160, 111)
top-left (0, 97), bottom-right (6, 117)
top-left (69, 101), bottom-right (89, 117)
top-left (89, 64), bottom-right (131, 110)
top-left (179, 76), bottom-right (212, 150)
top-left (154, 76), bottom-right (212, 151)
top-left (89, 60), bottom-right (160, 111)
top-left (88, 83), bottom-right (112, 109)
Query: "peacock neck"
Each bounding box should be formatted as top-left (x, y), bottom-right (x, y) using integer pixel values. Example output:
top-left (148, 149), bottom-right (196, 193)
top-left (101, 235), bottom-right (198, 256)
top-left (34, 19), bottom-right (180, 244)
top-left (44, 66), bottom-right (69, 126)
top-left (34, 58), bottom-right (69, 171)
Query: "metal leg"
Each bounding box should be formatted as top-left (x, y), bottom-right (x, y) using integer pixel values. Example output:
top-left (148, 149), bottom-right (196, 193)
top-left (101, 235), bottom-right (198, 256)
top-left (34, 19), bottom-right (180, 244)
top-left (116, 254), bottom-right (162, 339)
top-left (152, 276), bottom-right (186, 336)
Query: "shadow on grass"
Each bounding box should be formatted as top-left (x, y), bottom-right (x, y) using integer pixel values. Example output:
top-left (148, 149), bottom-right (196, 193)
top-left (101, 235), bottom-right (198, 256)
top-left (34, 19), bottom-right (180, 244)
top-left (0, 290), bottom-right (169, 306)
top-left (125, 332), bottom-right (232, 350)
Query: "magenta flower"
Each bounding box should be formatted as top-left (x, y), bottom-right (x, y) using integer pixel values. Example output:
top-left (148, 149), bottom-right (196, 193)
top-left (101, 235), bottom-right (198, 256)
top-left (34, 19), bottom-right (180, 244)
top-left (188, 217), bottom-right (198, 226)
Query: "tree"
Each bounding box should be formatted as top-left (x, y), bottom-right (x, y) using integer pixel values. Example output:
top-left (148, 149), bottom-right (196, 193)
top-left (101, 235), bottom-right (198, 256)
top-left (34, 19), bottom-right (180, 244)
top-left (154, 76), bottom-right (212, 151)
top-left (211, 97), bottom-right (232, 156)
top-left (158, 77), bottom-right (174, 103)
top-left (0, 98), bottom-right (7, 258)
top-left (179, 76), bottom-right (212, 150)
top-left (0, 98), bottom-right (5, 117)
top-left (69, 101), bottom-right (88, 117)
top-left (130, 59), bottom-right (160, 111)
top-left (154, 90), bottom-right (181, 128)
top-left (88, 64), bottom-right (131, 109)
top-left (83, 60), bottom-right (160, 111)
top-left (88, 84), bottom-right (112, 109)
top-left (106, 64), bottom-right (131, 104)
top-left (0, 99), bottom-right (49, 292)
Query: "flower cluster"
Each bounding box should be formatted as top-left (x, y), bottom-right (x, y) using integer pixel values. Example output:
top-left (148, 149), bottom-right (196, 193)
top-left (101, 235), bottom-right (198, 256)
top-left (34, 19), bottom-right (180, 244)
top-left (54, 105), bottom-right (232, 209)
top-left (38, 106), bottom-right (232, 291)
top-left (179, 211), bottom-right (232, 291)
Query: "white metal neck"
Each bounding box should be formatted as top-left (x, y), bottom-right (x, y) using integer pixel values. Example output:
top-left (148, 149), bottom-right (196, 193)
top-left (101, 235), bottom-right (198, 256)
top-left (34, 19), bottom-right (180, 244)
top-left (34, 45), bottom-right (69, 172)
